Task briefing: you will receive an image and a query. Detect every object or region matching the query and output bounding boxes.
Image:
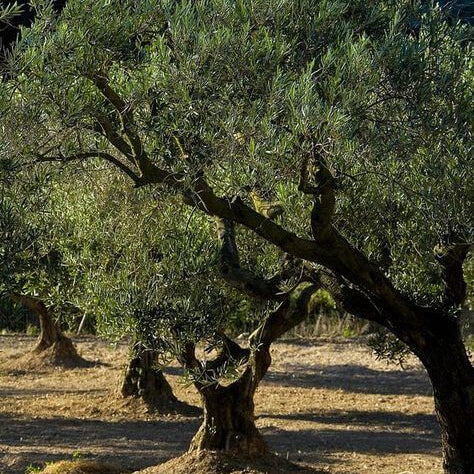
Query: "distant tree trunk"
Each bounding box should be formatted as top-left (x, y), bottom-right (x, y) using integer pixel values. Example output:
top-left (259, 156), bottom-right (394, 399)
top-left (8, 293), bottom-right (87, 368)
top-left (121, 347), bottom-right (178, 409)
top-left (30, 299), bottom-right (68, 353)
top-left (408, 318), bottom-right (474, 474)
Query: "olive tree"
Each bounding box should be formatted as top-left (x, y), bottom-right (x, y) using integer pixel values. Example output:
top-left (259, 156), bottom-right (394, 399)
top-left (1, 0), bottom-right (472, 471)
top-left (0, 158), bottom-right (88, 367)
top-left (44, 168), bottom-right (188, 410)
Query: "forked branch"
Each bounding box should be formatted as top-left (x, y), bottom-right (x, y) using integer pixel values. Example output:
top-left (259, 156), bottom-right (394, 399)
top-left (216, 218), bottom-right (285, 301)
top-left (250, 282), bottom-right (319, 349)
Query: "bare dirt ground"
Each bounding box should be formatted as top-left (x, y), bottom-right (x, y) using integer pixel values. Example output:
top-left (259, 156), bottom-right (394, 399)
top-left (0, 335), bottom-right (441, 474)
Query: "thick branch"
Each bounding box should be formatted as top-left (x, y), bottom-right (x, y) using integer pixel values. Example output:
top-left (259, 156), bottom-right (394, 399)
top-left (216, 218), bottom-right (284, 301)
top-left (95, 116), bottom-right (135, 160)
top-left (74, 129), bottom-right (430, 332)
top-left (179, 176), bottom-right (423, 328)
top-left (219, 332), bottom-right (251, 361)
top-left (10, 293), bottom-right (45, 314)
top-left (250, 282), bottom-right (319, 348)
top-left (203, 333), bottom-right (250, 376)
top-left (298, 147), bottom-right (335, 241)
top-left (308, 268), bottom-right (385, 326)
top-left (90, 75), bottom-right (163, 182)
top-left (91, 74), bottom-right (144, 160)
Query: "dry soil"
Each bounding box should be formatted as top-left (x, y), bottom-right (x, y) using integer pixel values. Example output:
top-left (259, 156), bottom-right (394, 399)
top-left (0, 335), bottom-right (441, 474)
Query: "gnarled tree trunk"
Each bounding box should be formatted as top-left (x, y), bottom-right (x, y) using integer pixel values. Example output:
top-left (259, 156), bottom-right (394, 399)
top-left (182, 216), bottom-right (319, 456)
top-left (30, 299), bottom-right (72, 354)
top-left (189, 355), bottom-right (269, 456)
top-left (322, 273), bottom-right (474, 474)
top-left (180, 218), bottom-right (320, 457)
top-left (121, 347), bottom-right (178, 409)
top-left (410, 319), bottom-right (474, 474)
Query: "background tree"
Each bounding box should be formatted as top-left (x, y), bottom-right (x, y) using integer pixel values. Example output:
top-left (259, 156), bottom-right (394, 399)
top-left (1, 0), bottom-right (472, 471)
top-left (0, 158), bottom-right (88, 368)
top-left (44, 168), bottom-right (194, 411)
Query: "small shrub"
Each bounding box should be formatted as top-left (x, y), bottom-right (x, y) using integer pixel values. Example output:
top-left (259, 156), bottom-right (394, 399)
top-left (71, 449), bottom-right (83, 460)
top-left (26, 324), bottom-right (39, 336)
top-left (24, 464), bottom-right (42, 473)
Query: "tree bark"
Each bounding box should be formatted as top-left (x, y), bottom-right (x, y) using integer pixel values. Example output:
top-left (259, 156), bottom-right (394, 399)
top-left (121, 348), bottom-right (178, 408)
top-left (32, 300), bottom-right (69, 352)
top-left (411, 319), bottom-right (474, 474)
top-left (316, 271), bottom-right (474, 474)
top-left (185, 285), bottom-right (316, 457)
top-left (189, 357), bottom-right (269, 456)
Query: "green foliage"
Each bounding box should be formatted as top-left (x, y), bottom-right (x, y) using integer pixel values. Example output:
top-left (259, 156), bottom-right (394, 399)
top-left (0, 2), bottom-right (23, 29)
top-left (24, 464), bottom-right (42, 474)
top-left (33, 166), bottom-right (276, 358)
top-left (368, 330), bottom-right (411, 367)
top-left (0, 0), bottom-right (471, 352)
top-left (71, 449), bottom-right (83, 461)
top-left (310, 289), bottom-right (336, 310)
top-left (342, 327), bottom-right (354, 339)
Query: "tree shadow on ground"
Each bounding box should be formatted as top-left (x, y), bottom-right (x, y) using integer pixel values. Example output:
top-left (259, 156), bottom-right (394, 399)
top-left (264, 363), bottom-right (433, 396)
top-left (263, 422), bottom-right (440, 465)
top-left (0, 387), bottom-right (104, 396)
top-left (0, 413), bottom-right (200, 473)
top-left (260, 409), bottom-right (438, 433)
top-left (0, 406), bottom-right (441, 474)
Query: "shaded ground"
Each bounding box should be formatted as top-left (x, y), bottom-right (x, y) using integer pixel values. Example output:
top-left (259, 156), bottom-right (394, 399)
top-left (0, 335), bottom-right (441, 473)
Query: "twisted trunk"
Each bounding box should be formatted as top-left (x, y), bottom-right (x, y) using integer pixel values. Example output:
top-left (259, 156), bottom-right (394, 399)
top-left (32, 300), bottom-right (71, 353)
top-left (190, 369), bottom-right (267, 456)
top-left (185, 260), bottom-right (317, 456)
top-left (316, 269), bottom-right (474, 474)
top-left (5, 294), bottom-right (88, 369)
top-left (121, 348), bottom-right (177, 408)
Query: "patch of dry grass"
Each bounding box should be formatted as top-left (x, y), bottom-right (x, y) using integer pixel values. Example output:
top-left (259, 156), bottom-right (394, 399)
top-left (40, 460), bottom-right (128, 474)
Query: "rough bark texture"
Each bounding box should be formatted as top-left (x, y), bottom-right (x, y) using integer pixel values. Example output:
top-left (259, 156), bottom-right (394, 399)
top-left (121, 348), bottom-right (178, 409)
top-left (413, 320), bottom-right (474, 474)
top-left (317, 273), bottom-right (474, 474)
top-left (31, 300), bottom-right (72, 353)
top-left (184, 231), bottom-right (318, 457)
top-left (189, 370), bottom-right (267, 456)
top-left (182, 218), bottom-right (320, 457)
